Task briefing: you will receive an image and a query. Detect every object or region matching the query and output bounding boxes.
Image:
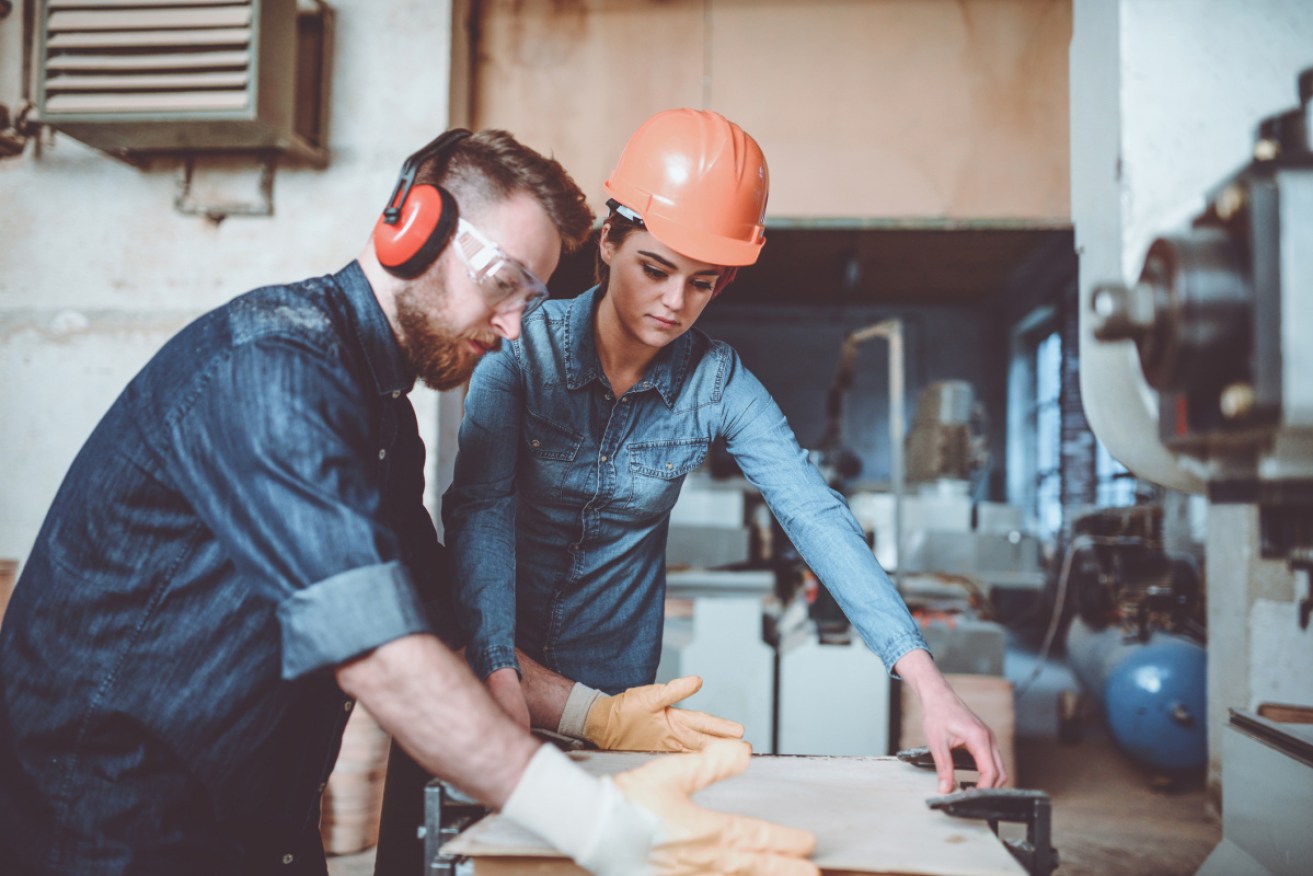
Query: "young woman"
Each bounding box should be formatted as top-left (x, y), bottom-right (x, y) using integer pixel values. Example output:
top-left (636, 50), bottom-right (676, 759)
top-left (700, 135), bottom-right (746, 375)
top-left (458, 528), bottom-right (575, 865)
top-left (445, 108), bottom-right (1005, 790)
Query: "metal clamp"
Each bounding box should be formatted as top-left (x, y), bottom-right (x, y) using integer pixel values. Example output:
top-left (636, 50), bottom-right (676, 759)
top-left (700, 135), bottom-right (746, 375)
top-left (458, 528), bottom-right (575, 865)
top-left (422, 731), bottom-right (582, 873)
top-left (422, 779), bottom-right (487, 876)
top-left (928, 787), bottom-right (1057, 876)
top-left (899, 747), bottom-right (1057, 876)
top-left (896, 745), bottom-right (981, 773)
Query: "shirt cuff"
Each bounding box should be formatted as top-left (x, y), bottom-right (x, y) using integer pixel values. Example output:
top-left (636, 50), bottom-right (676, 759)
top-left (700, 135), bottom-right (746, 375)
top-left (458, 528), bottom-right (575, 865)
top-left (277, 561), bottom-right (433, 680)
top-left (557, 683), bottom-right (603, 739)
top-left (467, 643), bottom-right (521, 681)
top-left (869, 631), bottom-right (933, 678)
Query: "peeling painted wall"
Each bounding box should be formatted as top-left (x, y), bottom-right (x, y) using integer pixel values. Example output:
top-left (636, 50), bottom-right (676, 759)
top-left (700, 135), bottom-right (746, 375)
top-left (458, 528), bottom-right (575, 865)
top-left (0, 1), bottom-right (458, 564)
top-left (473, 0), bottom-right (1072, 222)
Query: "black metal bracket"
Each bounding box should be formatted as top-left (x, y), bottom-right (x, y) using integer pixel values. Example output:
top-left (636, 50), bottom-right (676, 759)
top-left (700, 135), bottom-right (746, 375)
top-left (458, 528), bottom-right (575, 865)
top-left (896, 745), bottom-right (981, 773)
top-left (422, 779), bottom-right (487, 876)
top-left (928, 787), bottom-right (1058, 876)
top-left (422, 730), bottom-right (582, 873)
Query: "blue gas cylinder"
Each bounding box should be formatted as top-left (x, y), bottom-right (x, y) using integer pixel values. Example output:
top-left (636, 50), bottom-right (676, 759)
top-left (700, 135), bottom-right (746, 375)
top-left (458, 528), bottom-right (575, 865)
top-left (1103, 637), bottom-right (1207, 772)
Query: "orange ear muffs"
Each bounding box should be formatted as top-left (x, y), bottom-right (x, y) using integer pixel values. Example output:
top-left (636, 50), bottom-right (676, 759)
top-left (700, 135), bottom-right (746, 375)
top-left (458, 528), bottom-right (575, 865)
top-left (373, 184), bottom-right (458, 279)
top-left (373, 129), bottom-right (472, 279)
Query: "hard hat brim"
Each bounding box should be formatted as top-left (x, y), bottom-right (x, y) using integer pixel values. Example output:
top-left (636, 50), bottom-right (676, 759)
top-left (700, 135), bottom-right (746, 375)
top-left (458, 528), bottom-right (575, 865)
top-left (641, 210), bottom-right (765, 268)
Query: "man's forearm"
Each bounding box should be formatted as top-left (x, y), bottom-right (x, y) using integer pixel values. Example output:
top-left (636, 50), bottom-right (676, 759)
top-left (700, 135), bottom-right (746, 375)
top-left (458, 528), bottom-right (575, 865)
top-left (516, 648), bottom-right (576, 730)
top-left (336, 633), bottom-right (539, 808)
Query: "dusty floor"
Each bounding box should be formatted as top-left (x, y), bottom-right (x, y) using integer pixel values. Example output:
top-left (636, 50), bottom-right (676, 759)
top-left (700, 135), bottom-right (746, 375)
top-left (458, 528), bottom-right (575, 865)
top-left (328, 641), bottom-right (1221, 876)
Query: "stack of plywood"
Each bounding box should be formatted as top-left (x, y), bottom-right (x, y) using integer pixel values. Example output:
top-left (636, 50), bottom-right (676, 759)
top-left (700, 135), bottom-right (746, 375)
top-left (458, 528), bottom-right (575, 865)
top-left (900, 673), bottom-right (1017, 786)
top-left (320, 705), bottom-right (390, 855)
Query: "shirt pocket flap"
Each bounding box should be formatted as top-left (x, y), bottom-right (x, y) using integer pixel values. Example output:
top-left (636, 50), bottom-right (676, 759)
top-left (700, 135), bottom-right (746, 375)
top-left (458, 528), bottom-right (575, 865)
top-left (524, 411), bottom-right (583, 461)
top-left (628, 438), bottom-right (709, 480)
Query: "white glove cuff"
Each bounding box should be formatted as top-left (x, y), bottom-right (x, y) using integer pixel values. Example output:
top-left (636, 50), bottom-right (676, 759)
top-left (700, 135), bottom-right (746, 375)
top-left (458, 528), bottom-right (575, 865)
top-left (501, 745), bottom-right (656, 875)
top-left (557, 682), bottom-right (603, 739)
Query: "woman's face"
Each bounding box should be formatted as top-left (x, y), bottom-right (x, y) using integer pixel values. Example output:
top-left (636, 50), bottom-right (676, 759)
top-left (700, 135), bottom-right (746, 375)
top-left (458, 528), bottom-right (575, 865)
top-left (597, 224), bottom-right (727, 351)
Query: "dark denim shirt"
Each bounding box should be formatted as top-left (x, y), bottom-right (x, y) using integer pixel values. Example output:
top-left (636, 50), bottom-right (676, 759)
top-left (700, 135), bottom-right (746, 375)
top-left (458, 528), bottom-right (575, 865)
top-left (0, 262), bottom-right (449, 875)
top-left (444, 286), bottom-right (928, 693)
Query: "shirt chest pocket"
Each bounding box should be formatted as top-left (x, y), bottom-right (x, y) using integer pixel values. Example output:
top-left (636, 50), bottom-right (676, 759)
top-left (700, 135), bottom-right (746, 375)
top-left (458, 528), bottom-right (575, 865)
top-left (521, 410), bottom-right (584, 501)
top-left (626, 438), bottom-right (709, 515)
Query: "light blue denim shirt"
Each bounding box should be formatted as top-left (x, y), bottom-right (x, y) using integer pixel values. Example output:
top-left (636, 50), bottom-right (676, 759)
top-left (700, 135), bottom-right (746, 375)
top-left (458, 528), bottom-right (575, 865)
top-left (444, 286), bottom-right (928, 693)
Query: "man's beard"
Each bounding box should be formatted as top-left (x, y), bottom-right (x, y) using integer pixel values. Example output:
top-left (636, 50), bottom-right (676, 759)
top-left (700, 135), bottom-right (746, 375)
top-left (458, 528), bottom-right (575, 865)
top-left (395, 284), bottom-right (501, 391)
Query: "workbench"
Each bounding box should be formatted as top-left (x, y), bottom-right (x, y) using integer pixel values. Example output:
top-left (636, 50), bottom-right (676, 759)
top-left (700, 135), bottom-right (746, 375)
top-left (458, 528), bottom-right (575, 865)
top-left (438, 751), bottom-right (1030, 876)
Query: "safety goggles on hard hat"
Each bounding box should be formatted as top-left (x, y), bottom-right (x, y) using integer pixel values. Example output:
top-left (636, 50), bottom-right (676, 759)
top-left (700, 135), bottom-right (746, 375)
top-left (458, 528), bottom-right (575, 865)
top-left (451, 217), bottom-right (551, 317)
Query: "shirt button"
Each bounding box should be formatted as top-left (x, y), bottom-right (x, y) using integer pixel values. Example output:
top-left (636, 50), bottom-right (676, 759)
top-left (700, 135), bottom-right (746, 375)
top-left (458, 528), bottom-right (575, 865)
top-left (344, 700), bottom-right (354, 712)
top-left (622, 397), bottom-right (629, 403)
top-left (378, 449), bottom-right (387, 460)
top-left (282, 853), bottom-right (295, 865)
top-left (600, 455), bottom-right (608, 462)
top-left (570, 543), bottom-right (581, 552)
top-left (531, 439), bottom-right (541, 448)
top-left (666, 462), bottom-right (674, 469)
top-left (391, 390), bottom-right (400, 399)
top-left (604, 393), bottom-right (613, 400)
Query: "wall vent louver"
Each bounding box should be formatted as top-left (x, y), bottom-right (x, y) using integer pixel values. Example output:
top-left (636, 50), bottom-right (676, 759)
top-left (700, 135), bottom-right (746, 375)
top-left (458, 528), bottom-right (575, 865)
top-left (35, 0), bottom-right (330, 164)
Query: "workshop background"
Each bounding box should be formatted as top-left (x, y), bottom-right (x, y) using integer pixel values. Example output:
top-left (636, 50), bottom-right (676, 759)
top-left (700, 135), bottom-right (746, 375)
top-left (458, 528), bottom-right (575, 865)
top-left (2, 2), bottom-right (1312, 875)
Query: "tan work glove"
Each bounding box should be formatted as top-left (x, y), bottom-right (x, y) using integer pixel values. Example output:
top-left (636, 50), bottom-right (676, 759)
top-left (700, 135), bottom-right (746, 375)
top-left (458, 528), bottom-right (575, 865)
top-left (567, 676), bottom-right (745, 752)
top-left (502, 741), bottom-right (818, 876)
top-left (613, 739), bottom-right (820, 875)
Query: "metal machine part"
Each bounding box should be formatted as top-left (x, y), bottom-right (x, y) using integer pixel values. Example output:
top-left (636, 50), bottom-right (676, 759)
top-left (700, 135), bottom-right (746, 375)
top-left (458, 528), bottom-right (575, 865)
top-left (1195, 710), bottom-right (1313, 876)
top-left (1087, 66), bottom-right (1312, 873)
top-left (905, 381), bottom-right (990, 488)
top-left (1091, 67), bottom-right (1313, 635)
top-left (421, 779), bottom-right (485, 876)
top-left (926, 785), bottom-right (1057, 876)
top-left (1066, 506), bottom-right (1205, 643)
top-left (1090, 68), bottom-right (1313, 513)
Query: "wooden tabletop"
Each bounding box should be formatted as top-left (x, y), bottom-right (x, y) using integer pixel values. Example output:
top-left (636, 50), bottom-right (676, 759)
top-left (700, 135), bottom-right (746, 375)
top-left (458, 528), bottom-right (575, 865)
top-left (443, 751), bottom-right (1026, 876)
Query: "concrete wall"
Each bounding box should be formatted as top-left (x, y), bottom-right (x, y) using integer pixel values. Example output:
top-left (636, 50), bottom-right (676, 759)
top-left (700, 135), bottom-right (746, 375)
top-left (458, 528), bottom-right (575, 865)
top-left (1069, 0), bottom-right (1313, 792)
top-left (0, 1), bottom-right (458, 566)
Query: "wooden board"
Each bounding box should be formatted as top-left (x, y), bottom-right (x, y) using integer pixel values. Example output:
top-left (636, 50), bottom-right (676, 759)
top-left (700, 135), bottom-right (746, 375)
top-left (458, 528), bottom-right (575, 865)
top-left (443, 752), bottom-right (1025, 876)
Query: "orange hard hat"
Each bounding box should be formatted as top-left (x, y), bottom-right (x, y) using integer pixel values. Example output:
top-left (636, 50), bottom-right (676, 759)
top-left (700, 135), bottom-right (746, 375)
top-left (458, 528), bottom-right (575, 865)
top-left (604, 108), bottom-right (769, 267)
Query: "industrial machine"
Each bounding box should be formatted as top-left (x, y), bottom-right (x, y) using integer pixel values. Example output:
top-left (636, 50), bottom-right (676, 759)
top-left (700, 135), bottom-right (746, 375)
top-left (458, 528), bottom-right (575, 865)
top-left (1090, 69), bottom-right (1313, 620)
top-left (1088, 66), bottom-right (1313, 876)
top-left (1061, 505), bottom-right (1209, 773)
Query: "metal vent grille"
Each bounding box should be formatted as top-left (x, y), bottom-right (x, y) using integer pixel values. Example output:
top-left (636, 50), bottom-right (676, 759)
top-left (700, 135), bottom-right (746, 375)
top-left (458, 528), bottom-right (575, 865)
top-left (33, 0), bottom-right (329, 163)
top-left (42, 0), bottom-right (254, 116)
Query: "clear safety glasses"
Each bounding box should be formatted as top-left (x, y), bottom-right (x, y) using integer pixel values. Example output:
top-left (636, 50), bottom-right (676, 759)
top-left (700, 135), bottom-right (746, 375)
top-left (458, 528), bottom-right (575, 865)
top-left (451, 217), bottom-right (551, 317)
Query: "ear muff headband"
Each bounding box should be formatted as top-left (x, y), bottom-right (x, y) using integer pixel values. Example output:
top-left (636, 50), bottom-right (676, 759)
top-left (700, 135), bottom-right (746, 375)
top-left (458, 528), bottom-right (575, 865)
top-left (373, 128), bottom-right (472, 279)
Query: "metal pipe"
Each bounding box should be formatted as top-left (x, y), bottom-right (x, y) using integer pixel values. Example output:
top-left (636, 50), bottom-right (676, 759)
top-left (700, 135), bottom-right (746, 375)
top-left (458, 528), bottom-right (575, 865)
top-left (846, 318), bottom-right (905, 591)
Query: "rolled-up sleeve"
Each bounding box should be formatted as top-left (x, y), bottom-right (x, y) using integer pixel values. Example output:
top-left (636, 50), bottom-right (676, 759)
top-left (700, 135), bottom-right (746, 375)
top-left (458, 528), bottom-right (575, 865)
top-left (160, 334), bottom-right (432, 681)
top-left (277, 561), bottom-right (432, 679)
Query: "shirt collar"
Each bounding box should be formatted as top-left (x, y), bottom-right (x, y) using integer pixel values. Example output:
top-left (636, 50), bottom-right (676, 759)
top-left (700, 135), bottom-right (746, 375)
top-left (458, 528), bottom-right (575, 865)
top-left (338, 260), bottom-right (415, 398)
top-left (563, 285), bottom-right (693, 407)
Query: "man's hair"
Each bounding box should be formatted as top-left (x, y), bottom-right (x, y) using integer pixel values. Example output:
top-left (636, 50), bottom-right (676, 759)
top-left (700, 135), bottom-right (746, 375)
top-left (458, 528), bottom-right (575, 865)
top-left (418, 129), bottom-right (594, 253)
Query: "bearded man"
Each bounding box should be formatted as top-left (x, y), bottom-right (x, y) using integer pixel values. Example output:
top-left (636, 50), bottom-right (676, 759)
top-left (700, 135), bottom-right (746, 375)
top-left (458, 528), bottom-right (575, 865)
top-left (0, 129), bottom-right (819, 876)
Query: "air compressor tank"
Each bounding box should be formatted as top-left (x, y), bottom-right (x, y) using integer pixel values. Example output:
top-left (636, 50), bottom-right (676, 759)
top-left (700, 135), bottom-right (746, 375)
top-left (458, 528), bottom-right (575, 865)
top-left (1066, 616), bottom-right (1207, 772)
